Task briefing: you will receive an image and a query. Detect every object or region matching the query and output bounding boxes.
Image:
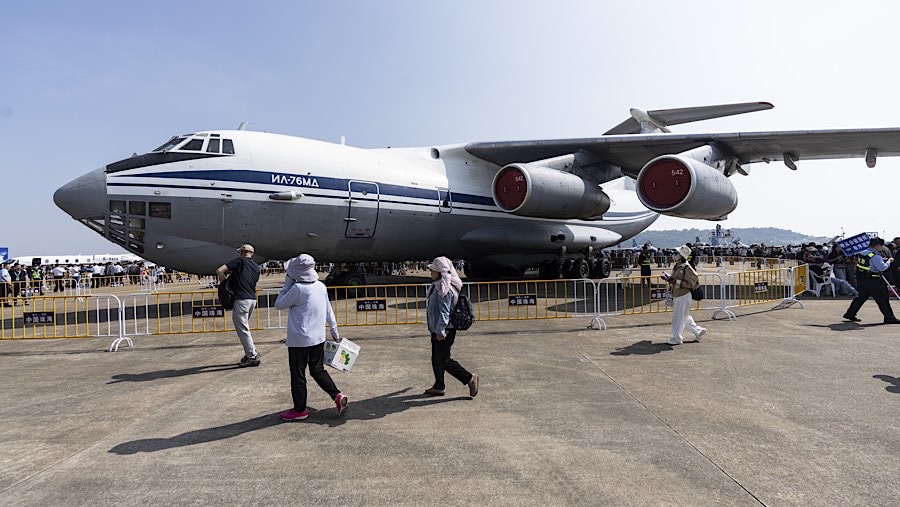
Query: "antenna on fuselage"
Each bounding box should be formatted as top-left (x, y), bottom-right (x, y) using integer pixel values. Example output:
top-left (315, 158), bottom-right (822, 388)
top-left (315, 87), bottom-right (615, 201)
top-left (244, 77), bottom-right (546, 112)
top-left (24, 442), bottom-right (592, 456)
top-left (238, 122), bottom-right (248, 131)
top-left (340, 136), bottom-right (346, 145)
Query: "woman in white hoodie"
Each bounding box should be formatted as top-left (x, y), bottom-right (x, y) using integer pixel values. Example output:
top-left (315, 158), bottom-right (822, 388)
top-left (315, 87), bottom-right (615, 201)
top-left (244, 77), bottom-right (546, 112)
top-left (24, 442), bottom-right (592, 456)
top-left (274, 254), bottom-right (348, 421)
top-left (424, 256), bottom-right (479, 397)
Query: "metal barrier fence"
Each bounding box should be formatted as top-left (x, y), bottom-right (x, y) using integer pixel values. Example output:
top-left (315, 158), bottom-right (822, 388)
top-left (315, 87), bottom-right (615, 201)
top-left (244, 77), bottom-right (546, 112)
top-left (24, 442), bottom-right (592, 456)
top-left (1, 266), bottom-right (813, 349)
top-left (0, 294), bottom-right (123, 340)
top-left (258, 279), bottom-right (597, 330)
top-left (721, 266), bottom-right (803, 312)
top-left (591, 273), bottom-right (731, 330)
top-left (118, 291), bottom-right (264, 338)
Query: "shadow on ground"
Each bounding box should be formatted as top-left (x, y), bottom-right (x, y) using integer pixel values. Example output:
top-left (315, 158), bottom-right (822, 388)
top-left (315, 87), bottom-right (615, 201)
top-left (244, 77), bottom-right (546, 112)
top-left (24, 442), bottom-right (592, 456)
top-left (873, 374), bottom-right (900, 394)
top-left (108, 388), bottom-right (469, 454)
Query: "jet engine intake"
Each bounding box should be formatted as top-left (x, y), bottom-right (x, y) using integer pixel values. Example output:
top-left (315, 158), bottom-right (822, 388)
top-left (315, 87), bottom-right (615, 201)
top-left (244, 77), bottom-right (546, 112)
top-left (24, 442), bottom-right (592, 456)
top-left (492, 163), bottom-right (611, 219)
top-left (635, 155), bottom-right (738, 220)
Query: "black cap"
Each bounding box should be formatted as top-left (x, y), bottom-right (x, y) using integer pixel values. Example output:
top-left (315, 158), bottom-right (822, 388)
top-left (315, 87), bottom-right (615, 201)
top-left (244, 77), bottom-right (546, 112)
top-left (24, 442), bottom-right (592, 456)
top-left (870, 237), bottom-right (885, 246)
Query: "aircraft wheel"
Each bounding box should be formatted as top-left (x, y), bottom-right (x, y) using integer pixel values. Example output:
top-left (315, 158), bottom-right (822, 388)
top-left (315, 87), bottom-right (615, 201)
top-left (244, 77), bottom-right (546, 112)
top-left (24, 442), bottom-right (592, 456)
top-left (340, 272), bottom-right (366, 287)
top-left (590, 258), bottom-right (612, 279)
top-left (561, 259), bottom-right (574, 279)
top-left (538, 262), bottom-right (550, 280)
top-left (568, 258), bottom-right (589, 279)
top-left (546, 260), bottom-right (563, 280)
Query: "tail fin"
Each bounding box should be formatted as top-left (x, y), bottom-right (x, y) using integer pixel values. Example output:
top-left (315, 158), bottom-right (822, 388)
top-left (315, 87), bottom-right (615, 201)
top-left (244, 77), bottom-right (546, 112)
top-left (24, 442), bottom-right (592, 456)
top-left (604, 101), bottom-right (773, 135)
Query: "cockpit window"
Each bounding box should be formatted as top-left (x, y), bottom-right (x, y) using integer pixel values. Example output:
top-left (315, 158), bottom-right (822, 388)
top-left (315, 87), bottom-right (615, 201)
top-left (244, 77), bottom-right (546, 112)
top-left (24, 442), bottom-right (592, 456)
top-left (207, 139), bottom-right (220, 153)
top-left (152, 137), bottom-right (187, 152)
top-left (180, 139), bottom-right (204, 151)
top-left (223, 139), bottom-right (235, 154)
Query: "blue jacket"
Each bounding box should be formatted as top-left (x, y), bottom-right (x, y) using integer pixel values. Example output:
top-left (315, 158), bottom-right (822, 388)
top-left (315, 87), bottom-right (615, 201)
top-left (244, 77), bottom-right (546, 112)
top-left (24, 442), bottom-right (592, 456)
top-left (426, 286), bottom-right (456, 337)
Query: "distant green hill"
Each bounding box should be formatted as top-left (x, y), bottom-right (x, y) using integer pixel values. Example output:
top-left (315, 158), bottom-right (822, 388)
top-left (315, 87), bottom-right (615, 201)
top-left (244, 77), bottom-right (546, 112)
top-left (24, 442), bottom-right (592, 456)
top-left (628, 227), bottom-right (830, 248)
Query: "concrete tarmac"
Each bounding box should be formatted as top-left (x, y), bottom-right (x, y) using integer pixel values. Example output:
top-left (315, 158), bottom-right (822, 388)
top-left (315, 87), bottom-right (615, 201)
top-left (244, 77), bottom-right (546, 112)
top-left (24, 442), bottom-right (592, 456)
top-left (1, 297), bottom-right (899, 506)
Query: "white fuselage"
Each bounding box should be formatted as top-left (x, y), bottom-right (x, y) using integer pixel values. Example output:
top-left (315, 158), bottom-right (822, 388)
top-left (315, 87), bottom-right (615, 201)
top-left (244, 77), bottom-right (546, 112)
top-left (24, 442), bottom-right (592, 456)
top-left (55, 130), bottom-right (658, 274)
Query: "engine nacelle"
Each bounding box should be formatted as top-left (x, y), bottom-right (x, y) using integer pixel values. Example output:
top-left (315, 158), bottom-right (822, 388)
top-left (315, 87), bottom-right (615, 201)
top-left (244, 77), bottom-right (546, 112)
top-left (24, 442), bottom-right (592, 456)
top-left (492, 163), bottom-right (611, 219)
top-left (636, 155), bottom-right (738, 219)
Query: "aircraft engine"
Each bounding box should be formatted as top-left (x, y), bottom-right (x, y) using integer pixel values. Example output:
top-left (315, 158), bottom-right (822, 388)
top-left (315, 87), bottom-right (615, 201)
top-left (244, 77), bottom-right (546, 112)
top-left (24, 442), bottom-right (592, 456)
top-left (635, 155), bottom-right (738, 219)
top-left (492, 163), bottom-right (611, 219)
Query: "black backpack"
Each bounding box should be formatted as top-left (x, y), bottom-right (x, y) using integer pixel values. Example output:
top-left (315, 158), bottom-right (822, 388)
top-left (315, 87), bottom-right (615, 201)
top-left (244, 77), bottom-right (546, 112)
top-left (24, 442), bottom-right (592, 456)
top-left (217, 260), bottom-right (243, 310)
top-left (449, 293), bottom-right (475, 330)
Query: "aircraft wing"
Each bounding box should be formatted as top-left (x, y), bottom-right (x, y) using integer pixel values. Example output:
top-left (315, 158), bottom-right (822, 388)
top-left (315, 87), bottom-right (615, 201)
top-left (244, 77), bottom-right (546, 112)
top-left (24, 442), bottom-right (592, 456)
top-left (464, 128), bottom-right (900, 175)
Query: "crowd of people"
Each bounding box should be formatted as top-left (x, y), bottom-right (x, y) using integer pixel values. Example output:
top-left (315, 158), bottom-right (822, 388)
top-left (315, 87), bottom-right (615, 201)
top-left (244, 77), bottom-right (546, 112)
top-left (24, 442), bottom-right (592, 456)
top-left (0, 260), bottom-right (182, 305)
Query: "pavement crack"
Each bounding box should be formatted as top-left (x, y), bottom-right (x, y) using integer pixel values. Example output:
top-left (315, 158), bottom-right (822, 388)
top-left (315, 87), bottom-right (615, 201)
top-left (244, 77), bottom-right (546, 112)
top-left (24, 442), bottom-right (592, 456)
top-left (579, 353), bottom-right (769, 507)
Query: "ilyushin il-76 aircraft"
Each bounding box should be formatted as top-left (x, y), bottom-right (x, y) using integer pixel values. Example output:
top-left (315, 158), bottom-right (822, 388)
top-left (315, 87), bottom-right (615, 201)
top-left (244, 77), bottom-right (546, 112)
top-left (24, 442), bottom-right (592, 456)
top-left (54, 102), bottom-right (900, 284)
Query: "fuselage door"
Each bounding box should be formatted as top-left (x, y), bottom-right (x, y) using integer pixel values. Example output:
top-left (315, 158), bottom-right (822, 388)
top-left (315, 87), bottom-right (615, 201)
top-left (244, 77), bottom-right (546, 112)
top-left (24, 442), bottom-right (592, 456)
top-left (345, 181), bottom-right (379, 238)
top-left (438, 188), bottom-right (452, 213)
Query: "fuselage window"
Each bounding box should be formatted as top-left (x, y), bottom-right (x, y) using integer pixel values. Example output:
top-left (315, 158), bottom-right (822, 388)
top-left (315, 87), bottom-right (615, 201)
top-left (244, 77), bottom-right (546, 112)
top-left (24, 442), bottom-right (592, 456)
top-left (181, 139), bottom-right (203, 151)
top-left (153, 137), bottom-right (187, 152)
top-left (207, 139), bottom-right (220, 153)
top-left (223, 139), bottom-right (235, 154)
top-left (149, 202), bottom-right (172, 219)
top-left (109, 200), bottom-right (126, 214)
top-left (129, 201), bottom-right (146, 215)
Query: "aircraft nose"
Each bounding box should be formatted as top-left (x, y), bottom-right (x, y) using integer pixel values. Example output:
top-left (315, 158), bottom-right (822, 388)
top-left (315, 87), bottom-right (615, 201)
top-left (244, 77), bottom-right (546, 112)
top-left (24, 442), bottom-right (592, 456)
top-left (54, 166), bottom-right (107, 219)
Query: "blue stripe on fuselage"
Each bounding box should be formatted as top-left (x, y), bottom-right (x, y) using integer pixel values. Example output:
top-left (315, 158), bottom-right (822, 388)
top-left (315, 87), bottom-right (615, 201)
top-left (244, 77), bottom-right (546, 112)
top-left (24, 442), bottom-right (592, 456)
top-left (110, 168), bottom-right (653, 220)
top-left (114, 169), bottom-right (497, 207)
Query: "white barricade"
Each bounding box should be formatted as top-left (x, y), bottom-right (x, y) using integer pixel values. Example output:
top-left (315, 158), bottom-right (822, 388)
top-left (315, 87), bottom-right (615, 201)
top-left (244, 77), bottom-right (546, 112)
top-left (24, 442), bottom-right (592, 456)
top-left (591, 273), bottom-right (730, 330)
top-left (721, 266), bottom-right (803, 313)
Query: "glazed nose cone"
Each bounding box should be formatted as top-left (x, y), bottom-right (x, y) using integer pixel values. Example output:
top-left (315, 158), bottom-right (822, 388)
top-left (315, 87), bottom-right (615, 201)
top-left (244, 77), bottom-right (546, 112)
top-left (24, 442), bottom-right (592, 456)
top-left (54, 166), bottom-right (107, 219)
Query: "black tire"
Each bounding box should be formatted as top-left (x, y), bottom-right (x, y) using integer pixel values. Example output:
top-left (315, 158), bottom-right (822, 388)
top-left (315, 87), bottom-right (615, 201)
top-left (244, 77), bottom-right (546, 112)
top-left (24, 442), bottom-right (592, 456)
top-left (341, 273), bottom-right (366, 287)
top-left (590, 258), bottom-right (612, 279)
top-left (547, 260), bottom-right (563, 279)
top-left (568, 258), bottom-right (589, 279)
top-left (538, 262), bottom-right (550, 280)
top-left (561, 259), bottom-right (574, 278)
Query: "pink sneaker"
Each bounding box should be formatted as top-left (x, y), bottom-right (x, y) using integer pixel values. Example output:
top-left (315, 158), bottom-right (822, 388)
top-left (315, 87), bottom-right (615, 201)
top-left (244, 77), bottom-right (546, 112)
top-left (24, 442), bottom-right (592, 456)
top-left (279, 409), bottom-right (308, 421)
top-left (335, 393), bottom-right (348, 416)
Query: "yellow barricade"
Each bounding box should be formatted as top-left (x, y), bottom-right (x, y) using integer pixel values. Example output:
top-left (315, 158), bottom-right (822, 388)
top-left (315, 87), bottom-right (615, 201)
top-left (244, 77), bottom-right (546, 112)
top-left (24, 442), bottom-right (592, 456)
top-left (0, 295), bottom-right (107, 340)
top-left (462, 279), bottom-right (596, 322)
top-left (259, 279), bottom-right (596, 329)
top-left (721, 267), bottom-right (802, 310)
top-left (119, 291), bottom-right (261, 337)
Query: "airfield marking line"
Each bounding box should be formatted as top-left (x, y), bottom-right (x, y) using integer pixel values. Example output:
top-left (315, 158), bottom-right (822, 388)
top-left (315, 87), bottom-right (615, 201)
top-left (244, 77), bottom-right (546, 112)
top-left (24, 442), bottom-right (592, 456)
top-left (0, 357), bottom-right (250, 496)
top-left (579, 352), bottom-right (769, 507)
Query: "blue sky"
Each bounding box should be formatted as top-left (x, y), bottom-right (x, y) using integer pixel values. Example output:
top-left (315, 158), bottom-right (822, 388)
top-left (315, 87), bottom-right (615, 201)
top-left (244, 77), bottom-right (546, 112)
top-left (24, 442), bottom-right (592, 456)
top-left (3, 1), bottom-right (900, 257)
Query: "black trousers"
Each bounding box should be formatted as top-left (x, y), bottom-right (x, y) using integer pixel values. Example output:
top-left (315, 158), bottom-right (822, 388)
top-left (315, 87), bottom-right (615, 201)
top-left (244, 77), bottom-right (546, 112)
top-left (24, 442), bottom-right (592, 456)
top-left (845, 276), bottom-right (896, 321)
top-left (288, 343), bottom-right (340, 412)
top-left (431, 329), bottom-right (472, 390)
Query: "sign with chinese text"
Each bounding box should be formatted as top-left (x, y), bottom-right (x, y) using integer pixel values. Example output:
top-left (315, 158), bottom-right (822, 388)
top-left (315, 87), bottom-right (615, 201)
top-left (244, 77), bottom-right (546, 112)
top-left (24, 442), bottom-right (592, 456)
top-left (356, 299), bottom-right (387, 311)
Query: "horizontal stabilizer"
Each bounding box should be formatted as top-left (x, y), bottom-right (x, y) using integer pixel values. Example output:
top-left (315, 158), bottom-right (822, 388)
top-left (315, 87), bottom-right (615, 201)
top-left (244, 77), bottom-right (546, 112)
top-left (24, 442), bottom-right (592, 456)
top-left (604, 101), bottom-right (774, 135)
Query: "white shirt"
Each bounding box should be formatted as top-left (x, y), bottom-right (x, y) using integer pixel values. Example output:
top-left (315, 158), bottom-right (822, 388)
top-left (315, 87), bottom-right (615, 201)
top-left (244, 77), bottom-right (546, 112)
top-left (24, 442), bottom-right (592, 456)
top-left (51, 266), bottom-right (65, 276)
top-left (274, 279), bottom-right (339, 347)
top-left (0, 268), bottom-right (9, 283)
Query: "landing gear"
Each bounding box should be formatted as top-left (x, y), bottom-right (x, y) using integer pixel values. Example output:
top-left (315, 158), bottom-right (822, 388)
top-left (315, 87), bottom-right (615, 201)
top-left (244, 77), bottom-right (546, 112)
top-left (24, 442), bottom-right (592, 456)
top-left (566, 258), bottom-right (590, 279)
top-left (538, 260), bottom-right (563, 280)
top-left (590, 257), bottom-right (611, 279)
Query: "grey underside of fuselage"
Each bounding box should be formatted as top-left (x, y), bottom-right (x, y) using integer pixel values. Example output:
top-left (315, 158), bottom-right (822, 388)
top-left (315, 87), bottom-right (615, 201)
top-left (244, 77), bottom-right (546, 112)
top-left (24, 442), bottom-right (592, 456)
top-left (115, 193), bottom-right (656, 273)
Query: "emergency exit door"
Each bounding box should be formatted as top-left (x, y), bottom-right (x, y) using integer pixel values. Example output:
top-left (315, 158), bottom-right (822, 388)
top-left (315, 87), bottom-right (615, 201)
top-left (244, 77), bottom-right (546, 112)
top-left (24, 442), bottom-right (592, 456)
top-left (345, 181), bottom-right (379, 238)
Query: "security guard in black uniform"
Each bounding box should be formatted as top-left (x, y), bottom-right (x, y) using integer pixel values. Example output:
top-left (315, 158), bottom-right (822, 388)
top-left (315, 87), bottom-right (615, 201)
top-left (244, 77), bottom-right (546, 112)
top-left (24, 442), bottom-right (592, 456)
top-left (638, 246), bottom-right (652, 288)
top-left (843, 237), bottom-right (900, 324)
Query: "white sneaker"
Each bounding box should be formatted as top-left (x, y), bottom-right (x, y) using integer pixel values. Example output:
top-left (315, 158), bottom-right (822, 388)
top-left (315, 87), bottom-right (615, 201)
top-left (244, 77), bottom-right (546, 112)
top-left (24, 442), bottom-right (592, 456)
top-left (695, 329), bottom-right (707, 342)
top-left (666, 338), bottom-right (683, 346)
